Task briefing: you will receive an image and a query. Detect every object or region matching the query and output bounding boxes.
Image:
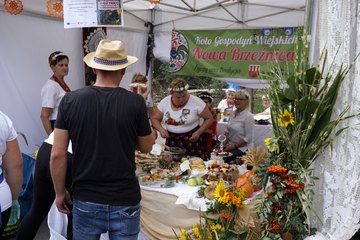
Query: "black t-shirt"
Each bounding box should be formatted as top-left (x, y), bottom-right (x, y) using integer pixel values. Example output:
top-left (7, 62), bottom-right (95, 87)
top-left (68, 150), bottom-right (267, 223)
top-left (55, 86), bottom-right (151, 205)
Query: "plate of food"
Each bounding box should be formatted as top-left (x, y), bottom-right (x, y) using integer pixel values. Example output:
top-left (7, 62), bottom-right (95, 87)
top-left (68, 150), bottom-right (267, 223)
top-left (139, 175), bottom-right (175, 188)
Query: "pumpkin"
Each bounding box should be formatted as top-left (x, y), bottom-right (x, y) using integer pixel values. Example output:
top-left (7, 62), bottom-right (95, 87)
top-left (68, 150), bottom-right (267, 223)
top-left (235, 174), bottom-right (254, 198)
top-left (281, 232), bottom-right (293, 240)
top-left (246, 170), bottom-right (260, 191)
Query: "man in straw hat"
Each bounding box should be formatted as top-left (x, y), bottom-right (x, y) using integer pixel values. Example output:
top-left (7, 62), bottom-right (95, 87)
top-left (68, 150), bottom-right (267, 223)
top-left (50, 39), bottom-right (156, 239)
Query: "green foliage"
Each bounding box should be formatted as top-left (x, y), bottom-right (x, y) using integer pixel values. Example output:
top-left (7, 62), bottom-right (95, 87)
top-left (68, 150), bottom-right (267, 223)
top-left (255, 30), bottom-right (360, 239)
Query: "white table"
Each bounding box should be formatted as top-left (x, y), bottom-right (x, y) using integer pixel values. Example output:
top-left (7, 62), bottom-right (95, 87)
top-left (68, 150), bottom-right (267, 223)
top-left (216, 122), bottom-right (274, 149)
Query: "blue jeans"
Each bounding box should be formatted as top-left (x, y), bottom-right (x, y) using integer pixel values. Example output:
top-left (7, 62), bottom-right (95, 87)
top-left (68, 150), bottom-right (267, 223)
top-left (72, 200), bottom-right (140, 240)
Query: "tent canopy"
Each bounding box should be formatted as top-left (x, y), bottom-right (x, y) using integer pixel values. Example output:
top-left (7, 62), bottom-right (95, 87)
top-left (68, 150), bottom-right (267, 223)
top-left (124, 0), bottom-right (305, 32)
top-left (1, 0), bottom-right (305, 32)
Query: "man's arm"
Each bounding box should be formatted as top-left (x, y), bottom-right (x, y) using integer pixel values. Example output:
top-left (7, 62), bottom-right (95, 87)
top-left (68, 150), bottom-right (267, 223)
top-left (137, 130), bottom-right (156, 153)
top-left (50, 128), bottom-right (72, 214)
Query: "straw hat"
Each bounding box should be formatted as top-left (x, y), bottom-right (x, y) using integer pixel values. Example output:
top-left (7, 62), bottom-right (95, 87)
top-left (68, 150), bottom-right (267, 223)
top-left (83, 39), bottom-right (138, 71)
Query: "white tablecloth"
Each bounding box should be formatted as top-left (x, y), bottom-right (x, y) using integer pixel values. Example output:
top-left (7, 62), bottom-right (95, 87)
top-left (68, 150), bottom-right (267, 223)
top-left (216, 122), bottom-right (274, 149)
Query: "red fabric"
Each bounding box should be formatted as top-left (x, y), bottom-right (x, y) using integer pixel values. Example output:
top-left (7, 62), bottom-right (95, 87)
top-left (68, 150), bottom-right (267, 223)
top-left (52, 75), bottom-right (71, 92)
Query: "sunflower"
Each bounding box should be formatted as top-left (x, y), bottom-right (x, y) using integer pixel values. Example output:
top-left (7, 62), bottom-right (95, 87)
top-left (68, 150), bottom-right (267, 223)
top-left (277, 109), bottom-right (295, 127)
top-left (193, 224), bottom-right (202, 239)
top-left (264, 138), bottom-right (272, 148)
top-left (179, 229), bottom-right (187, 240)
top-left (214, 180), bottom-right (225, 199)
top-left (264, 138), bottom-right (280, 154)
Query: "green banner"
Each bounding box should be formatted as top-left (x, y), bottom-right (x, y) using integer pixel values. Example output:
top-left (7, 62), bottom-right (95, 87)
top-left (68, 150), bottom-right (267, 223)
top-left (169, 27), bottom-right (301, 79)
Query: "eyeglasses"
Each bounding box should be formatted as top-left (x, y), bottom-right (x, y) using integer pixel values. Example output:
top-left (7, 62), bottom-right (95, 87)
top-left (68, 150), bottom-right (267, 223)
top-left (234, 98), bottom-right (247, 101)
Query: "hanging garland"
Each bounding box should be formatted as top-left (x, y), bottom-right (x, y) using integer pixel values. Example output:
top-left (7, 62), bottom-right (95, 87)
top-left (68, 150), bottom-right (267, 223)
top-left (3, 0), bottom-right (23, 15)
top-left (46, 0), bottom-right (63, 19)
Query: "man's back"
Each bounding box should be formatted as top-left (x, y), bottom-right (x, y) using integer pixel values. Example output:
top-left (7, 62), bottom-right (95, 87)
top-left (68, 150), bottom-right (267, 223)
top-left (56, 86), bottom-right (151, 205)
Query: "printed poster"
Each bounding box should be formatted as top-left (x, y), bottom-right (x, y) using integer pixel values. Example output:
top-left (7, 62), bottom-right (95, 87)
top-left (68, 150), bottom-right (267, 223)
top-left (169, 28), bottom-right (302, 79)
top-left (64, 0), bottom-right (124, 28)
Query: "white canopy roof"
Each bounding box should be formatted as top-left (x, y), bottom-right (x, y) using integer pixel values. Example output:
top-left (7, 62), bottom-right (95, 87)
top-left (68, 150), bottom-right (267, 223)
top-left (1, 0), bottom-right (306, 32)
top-left (124, 0), bottom-right (306, 32)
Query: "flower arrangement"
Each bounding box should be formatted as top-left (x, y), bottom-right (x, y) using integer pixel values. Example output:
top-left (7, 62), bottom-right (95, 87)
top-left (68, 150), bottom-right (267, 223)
top-left (177, 180), bottom-right (255, 240)
top-left (255, 31), bottom-right (359, 239)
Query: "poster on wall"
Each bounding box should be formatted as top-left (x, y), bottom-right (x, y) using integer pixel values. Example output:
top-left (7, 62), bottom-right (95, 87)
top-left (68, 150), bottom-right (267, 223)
top-left (64, 0), bottom-right (124, 28)
top-left (169, 28), bottom-right (301, 79)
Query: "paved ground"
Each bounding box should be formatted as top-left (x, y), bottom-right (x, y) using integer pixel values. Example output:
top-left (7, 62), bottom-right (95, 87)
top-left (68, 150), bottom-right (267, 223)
top-left (7, 218), bottom-right (150, 240)
top-left (7, 218), bottom-right (49, 240)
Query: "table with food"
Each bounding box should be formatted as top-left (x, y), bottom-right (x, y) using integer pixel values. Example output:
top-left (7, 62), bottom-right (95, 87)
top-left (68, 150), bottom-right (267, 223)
top-left (135, 146), bottom-right (264, 239)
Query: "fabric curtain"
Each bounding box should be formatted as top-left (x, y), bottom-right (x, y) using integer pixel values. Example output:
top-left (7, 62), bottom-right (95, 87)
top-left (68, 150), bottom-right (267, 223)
top-left (306, 1), bottom-right (360, 239)
top-left (0, 13), bottom-right (148, 155)
top-left (0, 13), bottom-right (84, 154)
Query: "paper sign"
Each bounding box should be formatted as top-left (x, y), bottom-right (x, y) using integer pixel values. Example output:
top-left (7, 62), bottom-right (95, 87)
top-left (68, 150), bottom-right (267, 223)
top-left (64, 0), bottom-right (124, 28)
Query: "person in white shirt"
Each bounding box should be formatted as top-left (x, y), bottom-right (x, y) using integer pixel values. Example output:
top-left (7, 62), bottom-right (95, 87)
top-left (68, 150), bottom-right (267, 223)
top-left (40, 52), bottom-right (71, 136)
top-left (258, 95), bottom-right (271, 115)
top-left (217, 88), bottom-right (237, 122)
top-left (0, 111), bottom-right (22, 236)
top-left (151, 78), bottom-right (213, 160)
top-left (16, 132), bottom-right (73, 240)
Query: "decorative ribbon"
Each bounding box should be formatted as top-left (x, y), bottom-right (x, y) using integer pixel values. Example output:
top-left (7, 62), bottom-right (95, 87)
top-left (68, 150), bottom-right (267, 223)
top-left (93, 57), bottom-right (128, 66)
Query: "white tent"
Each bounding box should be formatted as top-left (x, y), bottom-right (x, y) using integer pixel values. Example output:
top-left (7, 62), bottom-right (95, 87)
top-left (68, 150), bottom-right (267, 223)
top-left (0, 0), bottom-right (306, 153)
top-left (2, 1), bottom-right (360, 240)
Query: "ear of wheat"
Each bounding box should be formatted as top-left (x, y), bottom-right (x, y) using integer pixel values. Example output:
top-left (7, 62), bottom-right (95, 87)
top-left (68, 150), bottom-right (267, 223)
top-left (242, 146), bottom-right (270, 168)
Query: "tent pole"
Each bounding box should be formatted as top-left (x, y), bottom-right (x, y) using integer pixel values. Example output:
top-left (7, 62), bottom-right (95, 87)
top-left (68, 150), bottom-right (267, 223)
top-left (148, 9), bottom-right (156, 115)
top-left (306, 0), bottom-right (319, 66)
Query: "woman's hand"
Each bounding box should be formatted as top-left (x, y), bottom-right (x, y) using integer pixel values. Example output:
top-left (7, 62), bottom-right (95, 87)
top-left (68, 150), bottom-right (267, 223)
top-left (190, 131), bottom-right (201, 142)
top-left (159, 128), bottom-right (169, 139)
top-left (140, 86), bottom-right (150, 101)
top-left (224, 144), bottom-right (236, 152)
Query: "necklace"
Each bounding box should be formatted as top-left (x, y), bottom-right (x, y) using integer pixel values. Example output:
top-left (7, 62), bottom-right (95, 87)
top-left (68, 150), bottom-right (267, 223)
top-left (52, 75), bottom-right (71, 92)
top-left (171, 97), bottom-right (188, 108)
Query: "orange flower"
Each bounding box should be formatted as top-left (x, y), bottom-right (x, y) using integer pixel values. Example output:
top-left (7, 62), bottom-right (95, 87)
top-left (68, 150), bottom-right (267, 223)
top-left (219, 212), bottom-right (232, 220)
top-left (267, 164), bottom-right (288, 174)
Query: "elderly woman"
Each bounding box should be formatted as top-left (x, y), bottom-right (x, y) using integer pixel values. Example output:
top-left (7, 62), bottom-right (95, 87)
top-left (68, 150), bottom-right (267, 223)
top-left (151, 78), bottom-right (213, 160)
top-left (217, 88), bottom-right (236, 113)
top-left (258, 95), bottom-right (271, 115)
top-left (0, 111), bottom-right (22, 236)
top-left (223, 90), bottom-right (254, 163)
